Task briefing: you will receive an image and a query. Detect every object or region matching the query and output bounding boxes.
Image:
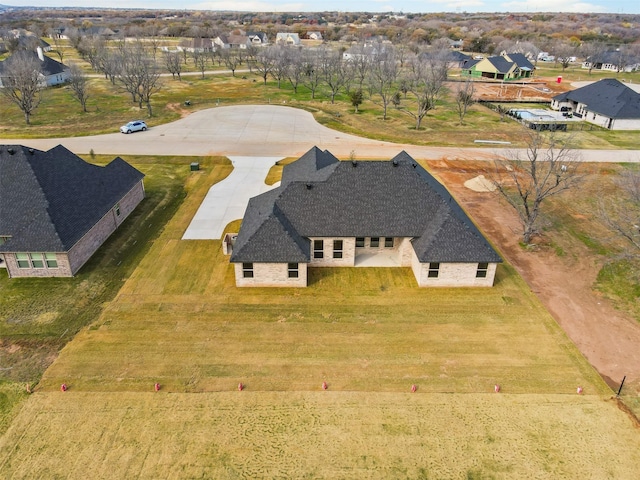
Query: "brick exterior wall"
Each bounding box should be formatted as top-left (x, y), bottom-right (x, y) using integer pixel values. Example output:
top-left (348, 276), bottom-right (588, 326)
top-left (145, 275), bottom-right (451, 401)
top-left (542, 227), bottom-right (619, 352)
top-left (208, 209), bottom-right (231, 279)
top-left (3, 180), bottom-right (145, 278)
top-left (67, 180), bottom-right (145, 275)
top-left (2, 252), bottom-right (71, 278)
top-left (411, 249), bottom-right (498, 287)
top-left (233, 236), bottom-right (498, 288)
top-left (234, 262), bottom-right (308, 287)
top-left (308, 237), bottom-right (355, 267)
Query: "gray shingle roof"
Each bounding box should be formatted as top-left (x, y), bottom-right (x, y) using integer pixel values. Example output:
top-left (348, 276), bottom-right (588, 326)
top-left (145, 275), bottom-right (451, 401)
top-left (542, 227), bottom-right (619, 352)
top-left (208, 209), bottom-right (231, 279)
top-left (552, 78), bottom-right (640, 119)
top-left (0, 50), bottom-right (68, 76)
top-left (231, 148), bottom-right (501, 264)
top-left (0, 145), bottom-right (144, 253)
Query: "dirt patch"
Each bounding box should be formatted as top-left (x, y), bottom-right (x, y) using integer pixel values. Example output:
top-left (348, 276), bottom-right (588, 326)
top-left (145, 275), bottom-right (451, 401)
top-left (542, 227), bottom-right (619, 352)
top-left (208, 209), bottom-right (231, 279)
top-left (166, 102), bottom-right (192, 118)
top-left (432, 160), bottom-right (640, 395)
top-left (454, 77), bottom-right (570, 102)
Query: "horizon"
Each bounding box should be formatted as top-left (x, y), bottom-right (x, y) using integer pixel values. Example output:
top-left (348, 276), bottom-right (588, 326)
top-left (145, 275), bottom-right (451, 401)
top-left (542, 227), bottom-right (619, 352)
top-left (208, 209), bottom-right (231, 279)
top-left (0, 1), bottom-right (638, 15)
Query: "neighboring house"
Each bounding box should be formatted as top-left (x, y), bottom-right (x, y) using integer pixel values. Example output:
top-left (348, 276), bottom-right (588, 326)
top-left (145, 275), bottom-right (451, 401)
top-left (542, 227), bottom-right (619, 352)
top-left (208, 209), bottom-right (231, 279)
top-left (228, 34), bottom-right (250, 49)
top-left (247, 32), bottom-right (269, 45)
top-left (342, 43), bottom-right (390, 61)
top-left (462, 53), bottom-right (535, 80)
top-left (179, 37), bottom-right (214, 53)
top-left (582, 50), bottom-right (640, 73)
top-left (448, 38), bottom-right (464, 50)
top-left (306, 31), bottom-right (323, 41)
top-left (227, 147), bottom-right (501, 288)
top-left (551, 78), bottom-right (640, 130)
top-left (0, 144), bottom-right (145, 278)
top-left (275, 32), bottom-right (301, 46)
top-left (0, 48), bottom-right (70, 87)
top-left (420, 50), bottom-right (472, 69)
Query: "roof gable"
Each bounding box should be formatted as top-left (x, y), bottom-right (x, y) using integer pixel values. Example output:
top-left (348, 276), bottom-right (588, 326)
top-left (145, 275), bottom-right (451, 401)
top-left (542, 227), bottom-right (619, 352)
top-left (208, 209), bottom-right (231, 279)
top-left (0, 145), bottom-right (144, 252)
top-left (232, 148), bottom-right (501, 264)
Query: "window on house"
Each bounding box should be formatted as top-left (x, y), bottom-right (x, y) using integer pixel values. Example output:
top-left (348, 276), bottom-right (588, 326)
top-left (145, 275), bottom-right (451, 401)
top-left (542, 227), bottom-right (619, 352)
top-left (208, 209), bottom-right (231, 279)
top-left (355, 237), bottom-right (365, 248)
top-left (384, 237), bottom-right (394, 248)
top-left (114, 203), bottom-right (121, 217)
top-left (370, 237), bottom-right (380, 247)
top-left (476, 262), bottom-right (489, 278)
top-left (45, 253), bottom-right (58, 268)
top-left (428, 262), bottom-right (440, 278)
top-left (30, 253), bottom-right (44, 269)
top-left (288, 263), bottom-right (299, 278)
top-left (313, 240), bottom-right (324, 259)
top-left (242, 262), bottom-right (254, 278)
top-left (333, 240), bottom-right (343, 259)
top-left (15, 253), bottom-right (30, 269)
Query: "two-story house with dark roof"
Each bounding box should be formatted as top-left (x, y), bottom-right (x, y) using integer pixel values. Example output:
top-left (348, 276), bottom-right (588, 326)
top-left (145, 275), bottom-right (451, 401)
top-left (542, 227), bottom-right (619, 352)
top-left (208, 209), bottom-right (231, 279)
top-left (0, 145), bottom-right (145, 278)
top-left (551, 78), bottom-right (640, 130)
top-left (228, 147), bottom-right (501, 287)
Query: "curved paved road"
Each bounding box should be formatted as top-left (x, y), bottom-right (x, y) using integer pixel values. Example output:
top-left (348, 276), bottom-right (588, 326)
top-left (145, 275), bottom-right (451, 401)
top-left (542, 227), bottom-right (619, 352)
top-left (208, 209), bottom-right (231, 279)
top-left (3, 105), bottom-right (639, 162)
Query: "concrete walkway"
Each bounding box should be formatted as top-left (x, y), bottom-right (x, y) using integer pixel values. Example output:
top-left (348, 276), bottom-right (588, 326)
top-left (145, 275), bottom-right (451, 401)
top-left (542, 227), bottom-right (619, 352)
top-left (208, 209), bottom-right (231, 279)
top-left (182, 156), bottom-right (282, 240)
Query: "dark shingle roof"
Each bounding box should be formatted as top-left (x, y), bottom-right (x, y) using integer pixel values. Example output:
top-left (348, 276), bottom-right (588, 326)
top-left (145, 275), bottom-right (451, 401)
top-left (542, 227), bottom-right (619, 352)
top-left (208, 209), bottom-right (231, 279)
top-left (552, 78), bottom-right (640, 119)
top-left (485, 55), bottom-right (516, 74)
top-left (231, 148), bottom-right (501, 264)
top-left (0, 50), bottom-right (67, 76)
top-left (0, 145), bottom-right (144, 252)
top-left (504, 52), bottom-right (534, 70)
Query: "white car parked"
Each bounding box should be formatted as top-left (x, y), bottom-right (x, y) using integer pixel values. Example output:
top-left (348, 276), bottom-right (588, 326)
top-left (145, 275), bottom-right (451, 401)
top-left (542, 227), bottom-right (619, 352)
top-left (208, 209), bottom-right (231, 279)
top-left (120, 120), bottom-right (147, 134)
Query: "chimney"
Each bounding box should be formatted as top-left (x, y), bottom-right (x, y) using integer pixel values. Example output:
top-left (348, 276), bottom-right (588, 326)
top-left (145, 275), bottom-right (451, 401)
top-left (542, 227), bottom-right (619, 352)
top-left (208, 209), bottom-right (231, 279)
top-left (37, 46), bottom-right (45, 62)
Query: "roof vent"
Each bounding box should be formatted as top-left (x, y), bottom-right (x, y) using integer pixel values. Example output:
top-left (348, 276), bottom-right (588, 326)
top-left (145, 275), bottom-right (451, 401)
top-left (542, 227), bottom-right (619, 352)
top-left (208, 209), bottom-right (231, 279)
top-left (305, 183), bottom-right (313, 189)
top-left (7, 148), bottom-right (15, 155)
top-left (352, 160), bottom-right (357, 167)
top-left (392, 159), bottom-right (398, 166)
top-left (412, 163), bottom-right (417, 168)
top-left (28, 148), bottom-right (35, 155)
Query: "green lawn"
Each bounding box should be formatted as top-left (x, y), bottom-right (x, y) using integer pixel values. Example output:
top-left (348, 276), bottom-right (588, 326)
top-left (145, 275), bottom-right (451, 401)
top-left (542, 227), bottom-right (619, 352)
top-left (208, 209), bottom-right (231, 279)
top-left (1, 155), bottom-right (639, 478)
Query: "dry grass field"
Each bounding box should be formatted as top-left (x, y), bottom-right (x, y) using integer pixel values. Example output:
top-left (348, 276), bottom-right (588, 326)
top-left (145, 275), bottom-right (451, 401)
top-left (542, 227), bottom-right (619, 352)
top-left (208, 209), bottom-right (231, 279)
top-left (1, 392), bottom-right (639, 479)
top-left (1, 157), bottom-right (639, 478)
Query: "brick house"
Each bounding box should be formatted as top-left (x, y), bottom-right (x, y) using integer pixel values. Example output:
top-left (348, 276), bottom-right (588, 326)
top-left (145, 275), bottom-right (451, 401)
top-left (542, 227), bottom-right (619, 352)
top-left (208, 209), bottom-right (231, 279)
top-left (0, 145), bottom-right (145, 278)
top-left (228, 147), bottom-right (501, 287)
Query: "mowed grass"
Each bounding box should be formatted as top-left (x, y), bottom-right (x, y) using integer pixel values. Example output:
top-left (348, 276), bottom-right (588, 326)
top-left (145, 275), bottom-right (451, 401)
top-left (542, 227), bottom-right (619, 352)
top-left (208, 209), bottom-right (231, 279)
top-left (35, 159), bottom-right (605, 396)
top-left (1, 392), bottom-right (639, 479)
top-left (1, 158), bottom-right (638, 478)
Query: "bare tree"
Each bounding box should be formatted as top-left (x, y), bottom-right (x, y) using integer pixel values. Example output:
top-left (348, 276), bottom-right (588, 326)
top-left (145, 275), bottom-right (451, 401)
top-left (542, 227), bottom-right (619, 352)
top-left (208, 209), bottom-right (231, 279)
top-left (581, 41), bottom-right (608, 75)
top-left (455, 79), bottom-right (475, 125)
top-left (255, 48), bottom-right (276, 85)
top-left (138, 58), bottom-right (162, 116)
top-left (192, 50), bottom-right (208, 79)
top-left (164, 51), bottom-right (182, 80)
top-left (599, 169), bottom-right (640, 255)
top-left (367, 46), bottom-right (398, 120)
top-left (0, 52), bottom-right (44, 124)
top-left (220, 49), bottom-right (241, 77)
top-left (285, 48), bottom-right (305, 93)
top-left (399, 53), bottom-right (446, 130)
top-left (300, 51), bottom-right (322, 99)
top-left (319, 49), bottom-right (351, 103)
top-left (490, 130), bottom-right (582, 244)
top-left (552, 40), bottom-right (576, 71)
top-left (270, 46), bottom-right (289, 88)
top-left (67, 62), bottom-right (90, 112)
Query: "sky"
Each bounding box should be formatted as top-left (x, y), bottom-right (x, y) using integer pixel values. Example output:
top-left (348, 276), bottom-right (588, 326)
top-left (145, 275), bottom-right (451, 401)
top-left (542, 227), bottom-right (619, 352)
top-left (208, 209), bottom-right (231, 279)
top-left (1, 0), bottom-right (638, 14)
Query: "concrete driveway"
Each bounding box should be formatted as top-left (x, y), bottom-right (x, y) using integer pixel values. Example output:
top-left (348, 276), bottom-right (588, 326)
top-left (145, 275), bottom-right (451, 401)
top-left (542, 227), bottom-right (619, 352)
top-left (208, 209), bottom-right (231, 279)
top-left (3, 104), bottom-right (638, 162)
top-left (182, 156), bottom-right (281, 240)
